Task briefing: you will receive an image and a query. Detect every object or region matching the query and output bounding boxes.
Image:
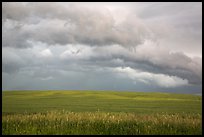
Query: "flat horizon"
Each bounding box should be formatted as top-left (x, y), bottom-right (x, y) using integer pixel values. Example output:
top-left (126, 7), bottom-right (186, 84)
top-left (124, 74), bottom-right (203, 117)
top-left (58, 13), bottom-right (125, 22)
top-left (2, 2), bottom-right (202, 94)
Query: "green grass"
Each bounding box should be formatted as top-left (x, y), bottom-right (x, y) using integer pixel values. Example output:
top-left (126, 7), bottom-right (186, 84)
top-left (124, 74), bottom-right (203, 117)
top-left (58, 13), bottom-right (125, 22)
top-left (2, 90), bottom-right (202, 135)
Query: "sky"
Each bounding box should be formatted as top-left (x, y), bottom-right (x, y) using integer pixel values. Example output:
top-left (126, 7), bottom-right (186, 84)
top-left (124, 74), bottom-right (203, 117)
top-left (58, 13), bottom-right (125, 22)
top-left (2, 2), bottom-right (202, 94)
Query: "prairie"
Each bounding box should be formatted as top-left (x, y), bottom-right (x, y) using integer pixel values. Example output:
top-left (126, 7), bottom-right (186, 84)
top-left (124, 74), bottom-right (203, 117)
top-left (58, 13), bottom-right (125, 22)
top-left (2, 90), bottom-right (202, 135)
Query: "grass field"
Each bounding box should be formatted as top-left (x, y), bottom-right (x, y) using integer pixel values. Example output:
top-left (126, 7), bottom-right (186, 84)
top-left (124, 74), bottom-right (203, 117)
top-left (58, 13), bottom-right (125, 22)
top-left (2, 90), bottom-right (202, 135)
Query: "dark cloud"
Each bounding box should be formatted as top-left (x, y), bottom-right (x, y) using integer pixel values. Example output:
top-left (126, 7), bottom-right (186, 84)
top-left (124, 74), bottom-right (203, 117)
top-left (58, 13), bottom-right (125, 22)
top-left (2, 2), bottom-right (151, 48)
top-left (2, 2), bottom-right (202, 93)
top-left (3, 43), bottom-right (201, 86)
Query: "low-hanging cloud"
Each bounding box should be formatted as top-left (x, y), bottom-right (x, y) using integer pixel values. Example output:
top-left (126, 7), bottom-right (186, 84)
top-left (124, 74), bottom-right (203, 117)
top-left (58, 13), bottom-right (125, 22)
top-left (58, 42), bottom-right (201, 85)
top-left (113, 67), bottom-right (189, 88)
top-left (2, 2), bottom-right (202, 92)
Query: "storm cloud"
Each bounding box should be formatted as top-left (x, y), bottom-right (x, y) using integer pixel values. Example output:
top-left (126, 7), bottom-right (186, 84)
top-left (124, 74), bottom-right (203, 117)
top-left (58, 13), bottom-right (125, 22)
top-left (2, 2), bottom-right (151, 48)
top-left (2, 2), bottom-right (202, 94)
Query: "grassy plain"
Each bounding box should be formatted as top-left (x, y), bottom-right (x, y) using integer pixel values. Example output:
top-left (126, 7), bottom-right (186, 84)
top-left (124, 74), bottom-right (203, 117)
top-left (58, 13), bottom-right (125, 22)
top-left (2, 90), bottom-right (202, 135)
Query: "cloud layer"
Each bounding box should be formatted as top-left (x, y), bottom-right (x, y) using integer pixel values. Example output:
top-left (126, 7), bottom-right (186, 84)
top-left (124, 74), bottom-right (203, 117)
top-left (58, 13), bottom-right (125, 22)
top-left (113, 67), bottom-right (188, 88)
top-left (2, 2), bottom-right (151, 48)
top-left (2, 2), bottom-right (202, 93)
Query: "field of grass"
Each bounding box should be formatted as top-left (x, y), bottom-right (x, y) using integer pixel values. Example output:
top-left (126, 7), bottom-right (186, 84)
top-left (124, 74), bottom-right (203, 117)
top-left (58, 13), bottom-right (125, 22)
top-left (2, 90), bottom-right (202, 135)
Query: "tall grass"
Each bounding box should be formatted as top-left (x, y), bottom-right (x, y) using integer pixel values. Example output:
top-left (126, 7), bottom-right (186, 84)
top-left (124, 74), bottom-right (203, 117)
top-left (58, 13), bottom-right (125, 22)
top-left (2, 91), bottom-right (202, 134)
top-left (2, 111), bottom-right (202, 135)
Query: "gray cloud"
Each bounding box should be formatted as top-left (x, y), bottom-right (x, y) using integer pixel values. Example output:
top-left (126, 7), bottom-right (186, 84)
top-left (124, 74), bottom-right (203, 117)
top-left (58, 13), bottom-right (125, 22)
top-left (137, 2), bottom-right (202, 57)
top-left (60, 43), bottom-right (202, 85)
top-left (2, 42), bottom-right (201, 86)
top-left (2, 2), bottom-right (151, 48)
top-left (2, 2), bottom-right (202, 93)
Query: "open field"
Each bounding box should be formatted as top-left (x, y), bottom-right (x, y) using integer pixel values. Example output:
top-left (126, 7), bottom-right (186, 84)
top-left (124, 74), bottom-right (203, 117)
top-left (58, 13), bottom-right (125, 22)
top-left (2, 90), bottom-right (202, 135)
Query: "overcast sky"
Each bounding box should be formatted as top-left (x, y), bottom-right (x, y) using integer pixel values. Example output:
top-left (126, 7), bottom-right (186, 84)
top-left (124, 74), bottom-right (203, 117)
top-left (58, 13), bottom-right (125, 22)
top-left (2, 2), bottom-right (202, 94)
